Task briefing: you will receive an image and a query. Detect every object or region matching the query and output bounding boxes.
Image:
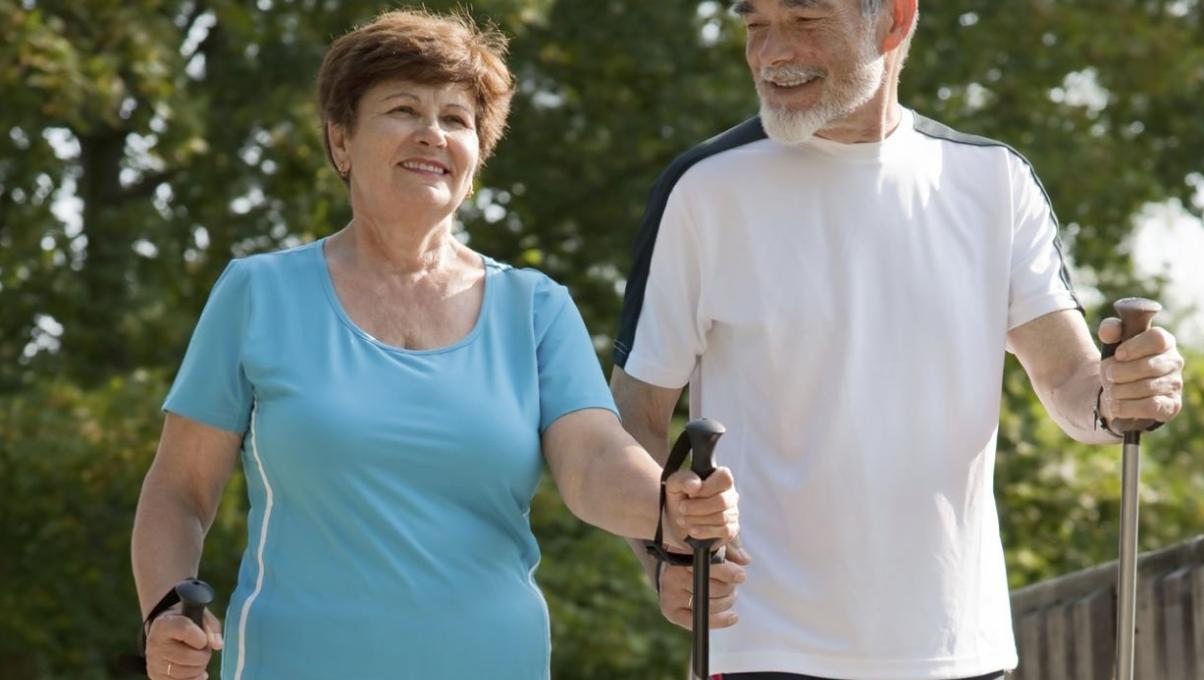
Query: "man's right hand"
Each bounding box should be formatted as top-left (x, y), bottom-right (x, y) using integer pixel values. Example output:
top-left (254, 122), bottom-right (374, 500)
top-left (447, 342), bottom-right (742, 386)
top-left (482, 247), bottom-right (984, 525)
top-left (658, 544), bottom-right (751, 630)
top-left (145, 607), bottom-right (224, 680)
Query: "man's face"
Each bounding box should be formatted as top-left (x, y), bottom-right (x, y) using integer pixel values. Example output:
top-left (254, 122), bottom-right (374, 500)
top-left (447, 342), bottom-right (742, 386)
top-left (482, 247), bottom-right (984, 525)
top-left (735, 0), bottom-right (887, 143)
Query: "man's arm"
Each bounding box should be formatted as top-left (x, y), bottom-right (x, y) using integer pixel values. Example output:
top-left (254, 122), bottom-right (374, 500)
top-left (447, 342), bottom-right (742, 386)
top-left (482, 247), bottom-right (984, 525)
top-left (610, 367), bottom-right (684, 578)
top-left (1007, 309), bottom-right (1184, 443)
top-left (610, 367), bottom-right (747, 630)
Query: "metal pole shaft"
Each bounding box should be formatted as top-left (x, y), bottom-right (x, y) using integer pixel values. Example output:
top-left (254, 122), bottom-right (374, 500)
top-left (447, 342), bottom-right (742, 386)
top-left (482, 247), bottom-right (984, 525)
top-left (692, 556), bottom-right (710, 679)
top-left (1115, 433), bottom-right (1141, 680)
top-left (685, 419), bottom-right (723, 680)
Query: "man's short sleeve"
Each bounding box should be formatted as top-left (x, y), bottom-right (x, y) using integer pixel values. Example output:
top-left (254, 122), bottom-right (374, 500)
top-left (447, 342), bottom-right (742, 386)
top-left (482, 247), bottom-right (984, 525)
top-left (613, 186), bottom-right (708, 389)
top-left (1007, 156), bottom-right (1083, 332)
top-left (534, 280), bottom-right (618, 433)
top-left (163, 259), bottom-right (254, 434)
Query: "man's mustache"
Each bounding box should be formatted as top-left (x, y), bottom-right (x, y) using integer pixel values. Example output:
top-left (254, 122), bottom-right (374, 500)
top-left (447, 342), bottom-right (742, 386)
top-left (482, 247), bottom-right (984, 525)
top-left (759, 64), bottom-right (827, 83)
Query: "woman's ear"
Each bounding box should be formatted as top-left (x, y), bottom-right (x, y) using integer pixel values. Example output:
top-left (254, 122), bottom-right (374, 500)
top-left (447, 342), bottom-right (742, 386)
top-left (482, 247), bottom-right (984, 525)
top-left (328, 121), bottom-right (351, 177)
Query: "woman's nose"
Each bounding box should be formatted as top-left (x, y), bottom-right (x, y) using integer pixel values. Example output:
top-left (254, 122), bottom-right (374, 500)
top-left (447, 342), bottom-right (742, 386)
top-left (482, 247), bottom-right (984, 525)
top-left (413, 117), bottom-right (447, 146)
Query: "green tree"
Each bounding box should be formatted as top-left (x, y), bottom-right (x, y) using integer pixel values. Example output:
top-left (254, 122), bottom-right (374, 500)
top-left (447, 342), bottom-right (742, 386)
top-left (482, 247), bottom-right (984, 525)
top-left (0, 373), bottom-right (248, 679)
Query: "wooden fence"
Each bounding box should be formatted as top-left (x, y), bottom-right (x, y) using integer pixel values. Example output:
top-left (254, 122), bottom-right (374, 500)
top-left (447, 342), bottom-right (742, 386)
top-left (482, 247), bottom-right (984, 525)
top-left (1009, 535), bottom-right (1204, 679)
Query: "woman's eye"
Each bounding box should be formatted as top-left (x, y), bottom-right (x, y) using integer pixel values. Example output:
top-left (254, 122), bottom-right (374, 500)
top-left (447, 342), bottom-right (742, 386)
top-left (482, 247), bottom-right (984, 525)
top-left (390, 105), bottom-right (415, 115)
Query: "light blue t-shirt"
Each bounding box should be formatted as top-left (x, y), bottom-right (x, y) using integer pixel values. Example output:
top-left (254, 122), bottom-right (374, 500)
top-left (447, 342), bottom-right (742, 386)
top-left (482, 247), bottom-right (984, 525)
top-left (163, 239), bottom-right (617, 679)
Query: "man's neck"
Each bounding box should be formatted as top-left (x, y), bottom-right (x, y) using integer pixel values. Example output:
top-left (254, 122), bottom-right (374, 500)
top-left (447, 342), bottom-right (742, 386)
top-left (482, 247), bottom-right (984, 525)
top-left (815, 100), bottom-right (902, 144)
top-left (815, 58), bottom-right (905, 144)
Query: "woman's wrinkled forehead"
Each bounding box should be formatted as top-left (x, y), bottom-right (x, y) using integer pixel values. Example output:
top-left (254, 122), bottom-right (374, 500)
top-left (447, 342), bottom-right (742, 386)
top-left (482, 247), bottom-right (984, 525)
top-left (366, 79), bottom-right (477, 111)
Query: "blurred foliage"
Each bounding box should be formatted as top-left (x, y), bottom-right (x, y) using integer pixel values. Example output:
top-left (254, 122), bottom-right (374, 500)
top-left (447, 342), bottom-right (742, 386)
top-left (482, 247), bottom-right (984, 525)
top-left (0, 372), bottom-right (246, 679)
top-left (0, 0), bottom-right (1201, 677)
top-left (997, 352), bottom-right (1204, 588)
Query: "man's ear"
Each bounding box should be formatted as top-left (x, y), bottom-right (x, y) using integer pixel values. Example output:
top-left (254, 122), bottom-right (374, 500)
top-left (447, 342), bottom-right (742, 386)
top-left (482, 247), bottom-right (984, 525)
top-left (882, 0), bottom-right (918, 53)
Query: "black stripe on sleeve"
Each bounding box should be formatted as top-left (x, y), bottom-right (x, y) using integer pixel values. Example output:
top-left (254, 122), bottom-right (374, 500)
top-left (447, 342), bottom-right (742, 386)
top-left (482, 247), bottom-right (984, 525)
top-left (613, 117), bottom-right (768, 368)
top-left (912, 114), bottom-right (1084, 313)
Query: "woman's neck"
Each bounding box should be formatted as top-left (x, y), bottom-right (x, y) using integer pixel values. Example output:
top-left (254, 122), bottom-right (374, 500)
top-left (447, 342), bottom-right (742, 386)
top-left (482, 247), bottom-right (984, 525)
top-left (331, 214), bottom-right (469, 276)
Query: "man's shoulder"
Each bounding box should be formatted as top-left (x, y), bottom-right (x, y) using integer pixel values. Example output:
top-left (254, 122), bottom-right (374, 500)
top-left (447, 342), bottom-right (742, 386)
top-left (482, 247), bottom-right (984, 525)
top-left (650, 116), bottom-right (768, 197)
top-left (669, 116), bottom-right (768, 171)
top-left (911, 112), bottom-right (1029, 163)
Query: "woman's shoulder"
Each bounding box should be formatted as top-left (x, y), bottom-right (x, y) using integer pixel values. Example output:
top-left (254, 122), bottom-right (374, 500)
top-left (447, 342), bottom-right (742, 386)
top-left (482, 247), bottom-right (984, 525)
top-left (483, 256), bottom-right (572, 307)
top-left (215, 240), bottom-right (323, 288)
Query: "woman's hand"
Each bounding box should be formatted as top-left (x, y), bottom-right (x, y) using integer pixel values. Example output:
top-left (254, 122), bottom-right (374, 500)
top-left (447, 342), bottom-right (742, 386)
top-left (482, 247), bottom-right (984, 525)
top-left (145, 607), bottom-right (224, 680)
top-left (662, 466), bottom-right (739, 550)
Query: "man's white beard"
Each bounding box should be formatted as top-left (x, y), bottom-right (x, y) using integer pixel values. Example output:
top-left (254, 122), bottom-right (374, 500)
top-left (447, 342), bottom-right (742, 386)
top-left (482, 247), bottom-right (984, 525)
top-left (758, 31), bottom-right (887, 145)
top-left (760, 100), bottom-right (835, 145)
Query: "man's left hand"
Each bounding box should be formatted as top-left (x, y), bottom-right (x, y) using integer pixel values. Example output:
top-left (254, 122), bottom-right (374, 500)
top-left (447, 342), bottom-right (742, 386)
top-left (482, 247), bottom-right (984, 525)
top-left (1098, 318), bottom-right (1185, 425)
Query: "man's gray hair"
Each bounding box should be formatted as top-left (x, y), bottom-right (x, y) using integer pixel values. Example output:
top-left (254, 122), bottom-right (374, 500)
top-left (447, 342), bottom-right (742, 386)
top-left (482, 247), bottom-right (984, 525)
top-left (860, 0), bottom-right (887, 15)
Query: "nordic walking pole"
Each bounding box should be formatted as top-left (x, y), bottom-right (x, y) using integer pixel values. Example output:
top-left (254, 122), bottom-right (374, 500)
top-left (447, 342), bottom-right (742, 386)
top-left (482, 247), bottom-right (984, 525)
top-left (1106, 297), bottom-right (1162, 680)
top-left (685, 418), bottom-right (726, 680)
top-left (175, 578), bottom-right (216, 629)
top-left (117, 578), bottom-right (217, 675)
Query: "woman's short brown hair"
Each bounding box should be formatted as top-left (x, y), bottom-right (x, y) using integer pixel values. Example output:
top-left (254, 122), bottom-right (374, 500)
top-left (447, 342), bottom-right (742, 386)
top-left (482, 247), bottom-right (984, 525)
top-left (316, 8), bottom-right (515, 175)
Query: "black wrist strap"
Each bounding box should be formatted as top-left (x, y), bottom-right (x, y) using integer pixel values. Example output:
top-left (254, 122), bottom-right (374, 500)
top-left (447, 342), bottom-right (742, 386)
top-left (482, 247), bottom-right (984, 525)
top-left (141, 585), bottom-right (184, 649)
top-left (114, 583), bottom-right (188, 676)
top-left (643, 430), bottom-right (724, 593)
top-left (1094, 385), bottom-right (1124, 438)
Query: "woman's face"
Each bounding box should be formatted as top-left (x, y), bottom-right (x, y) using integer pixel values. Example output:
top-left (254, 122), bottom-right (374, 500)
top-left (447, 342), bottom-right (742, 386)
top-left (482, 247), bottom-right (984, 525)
top-left (332, 79), bottom-right (480, 221)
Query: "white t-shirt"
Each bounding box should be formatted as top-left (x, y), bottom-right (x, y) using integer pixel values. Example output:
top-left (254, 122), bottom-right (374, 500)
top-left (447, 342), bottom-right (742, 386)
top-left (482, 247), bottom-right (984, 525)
top-left (614, 108), bottom-right (1081, 679)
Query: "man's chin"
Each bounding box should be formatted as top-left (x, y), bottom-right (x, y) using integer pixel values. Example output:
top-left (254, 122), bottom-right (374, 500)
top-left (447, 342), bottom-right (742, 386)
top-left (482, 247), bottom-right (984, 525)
top-left (759, 103), bottom-right (827, 145)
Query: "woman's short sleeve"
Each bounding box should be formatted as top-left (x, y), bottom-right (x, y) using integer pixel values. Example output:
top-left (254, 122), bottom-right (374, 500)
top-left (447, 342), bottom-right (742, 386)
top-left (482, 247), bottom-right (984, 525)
top-left (162, 259), bottom-right (254, 434)
top-left (533, 281), bottom-right (618, 433)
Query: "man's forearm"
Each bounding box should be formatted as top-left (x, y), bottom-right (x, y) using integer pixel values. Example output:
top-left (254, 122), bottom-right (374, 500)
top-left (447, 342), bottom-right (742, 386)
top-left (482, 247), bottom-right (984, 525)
top-left (610, 368), bottom-right (685, 587)
top-left (622, 418), bottom-right (672, 587)
top-left (1047, 358), bottom-right (1121, 445)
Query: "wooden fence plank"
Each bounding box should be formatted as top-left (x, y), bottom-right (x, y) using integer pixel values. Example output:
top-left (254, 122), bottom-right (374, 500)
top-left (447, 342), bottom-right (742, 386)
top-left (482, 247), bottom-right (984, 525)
top-left (1135, 575), bottom-right (1161, 679)
top-left (1070, 589), bottom-right (1113, 680)
top-left (1160, 567), bottom-right (1194, 679)
top-left (1015, 612), bottom-right (1044, 680)
top-left (1009, 536), bottom-right (1204, 680)
top-left (1046, 603), bottom-right (1072, 679)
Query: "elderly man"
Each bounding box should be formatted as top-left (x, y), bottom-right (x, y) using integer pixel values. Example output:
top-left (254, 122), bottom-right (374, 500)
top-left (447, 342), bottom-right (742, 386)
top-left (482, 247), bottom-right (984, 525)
top-left (612, 1), bottom-right (1185, 678)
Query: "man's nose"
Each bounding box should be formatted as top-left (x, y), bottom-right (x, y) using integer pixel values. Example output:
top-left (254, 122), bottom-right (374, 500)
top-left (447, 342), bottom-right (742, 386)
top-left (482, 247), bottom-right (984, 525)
top-left (759, 26), bottom-right (799, 67)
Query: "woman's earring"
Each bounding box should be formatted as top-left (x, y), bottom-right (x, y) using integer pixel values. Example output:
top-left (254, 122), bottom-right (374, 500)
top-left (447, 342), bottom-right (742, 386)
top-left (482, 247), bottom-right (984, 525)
top-left (338, 164), bottom-right (350, 179)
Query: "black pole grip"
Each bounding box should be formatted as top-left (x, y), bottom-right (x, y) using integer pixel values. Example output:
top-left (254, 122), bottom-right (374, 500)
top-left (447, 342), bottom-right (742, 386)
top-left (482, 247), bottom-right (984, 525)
top-left (685, 417), bottom-right (725, 482)
top-left (175, 578), bottom-right (215, 630)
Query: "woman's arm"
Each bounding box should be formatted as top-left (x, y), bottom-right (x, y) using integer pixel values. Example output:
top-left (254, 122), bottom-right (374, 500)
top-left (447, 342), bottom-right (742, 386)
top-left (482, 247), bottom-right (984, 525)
top-left (132, 413), bottom-right (240, 609)
top-left (541, 407), bottom-right (737, 546)
top-left (132, 413), bottom-right (241, 679)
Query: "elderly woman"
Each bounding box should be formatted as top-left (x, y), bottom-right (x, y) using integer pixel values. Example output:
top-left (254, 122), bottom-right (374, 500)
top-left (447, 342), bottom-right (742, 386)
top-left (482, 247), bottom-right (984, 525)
top-left (130, 8), bottom-right (738, 680)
